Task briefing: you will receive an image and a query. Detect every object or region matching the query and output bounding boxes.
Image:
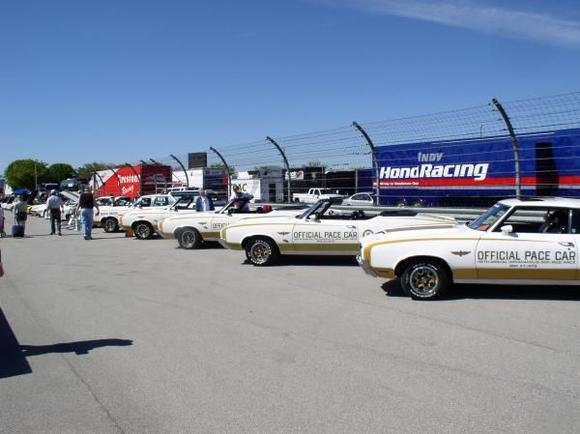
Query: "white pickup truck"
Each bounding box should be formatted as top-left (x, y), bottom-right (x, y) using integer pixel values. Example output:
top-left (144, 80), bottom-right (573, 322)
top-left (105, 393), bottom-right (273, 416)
top-left (292, 188), bottom-right (344, 204)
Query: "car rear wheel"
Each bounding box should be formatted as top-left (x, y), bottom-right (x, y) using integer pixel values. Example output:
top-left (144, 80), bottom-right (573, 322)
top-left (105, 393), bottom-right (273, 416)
top-left (178, 228), bottom-right (202, 249)
top-left (103, 218), bottom-right (119, 233)
top-left (400, 260), bottom-right (449, 300)
top-left (245, 237), bottom-right (279, 266)
top-left (134, 222), bottom-right (153, 239)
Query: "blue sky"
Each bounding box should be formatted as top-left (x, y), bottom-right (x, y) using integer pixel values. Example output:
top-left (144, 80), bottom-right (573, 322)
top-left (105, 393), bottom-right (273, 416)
top-left (1, 0), bottom-right (579, 172)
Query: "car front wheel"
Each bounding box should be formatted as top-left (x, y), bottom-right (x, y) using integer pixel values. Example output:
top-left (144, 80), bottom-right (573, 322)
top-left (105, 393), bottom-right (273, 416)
top-left (134, 222), bottom-right (153, 239)
top-left (103, 218), bottom-right (119, 233)
top-left (400, 260), bottom-right (449, 300)
top-left (245, 237), bottom-right (280, 266)
top-left (178, 228), bottom-right (202, 249)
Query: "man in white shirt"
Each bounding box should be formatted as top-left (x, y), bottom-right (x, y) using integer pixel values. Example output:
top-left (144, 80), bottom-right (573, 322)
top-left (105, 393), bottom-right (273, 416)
top-left (46, 190), bottom-right (64, 235)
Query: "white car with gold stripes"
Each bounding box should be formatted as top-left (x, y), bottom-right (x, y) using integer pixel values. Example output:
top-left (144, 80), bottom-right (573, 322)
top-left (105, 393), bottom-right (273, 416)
top-left (358, 197), bottom-right (580, 300)
top-left (157, 200), bottom-right (306, 249)
top-left (119, 196), bottom-right (199, 239)
top-left (219, 199), bottom-right (456, 266)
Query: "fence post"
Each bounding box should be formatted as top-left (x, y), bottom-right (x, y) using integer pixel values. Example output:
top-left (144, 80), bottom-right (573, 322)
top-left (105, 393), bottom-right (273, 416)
top-left (491, 98), bottom-right (522, 199)
top-left (91, 171), bottom-right (106, 195)
top-left (266, 136), bottom-right (292, 203)
top-left (106, 166), bottom-right (122, 196)
top-left (352, 121), bottom-right (380, 203)
top-left (209, 147), bottom-right (231, 197)
top-left (169, 154), bottom-right (190, 188)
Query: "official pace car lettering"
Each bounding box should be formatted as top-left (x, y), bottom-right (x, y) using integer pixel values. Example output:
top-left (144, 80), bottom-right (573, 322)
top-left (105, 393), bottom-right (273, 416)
top-left (212, 222), bottom-right (228, 230)
top-left (293, 231), bottom-right (358, 242)
top-left (477, 250), bottom-right (576, 265)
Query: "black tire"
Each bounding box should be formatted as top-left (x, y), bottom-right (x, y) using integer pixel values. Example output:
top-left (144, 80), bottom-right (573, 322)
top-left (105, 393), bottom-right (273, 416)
top-left (400, 260), bottom-right (450, 300)
top-left (178, 228), bottom-right (202, 249)
top-left (134, 222), bottom-right (154, 239)
top-left (103, 218), bottom-right (119, 233)
top-left (245, 237), bottom-right (280, 266)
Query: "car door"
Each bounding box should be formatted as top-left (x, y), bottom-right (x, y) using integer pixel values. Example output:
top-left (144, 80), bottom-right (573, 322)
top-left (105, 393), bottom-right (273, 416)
top-left (291, 214), bottom-right (359, 255)
top-left (205, 211), bottom-right (234, 239)
top-left (475, 207), bottom-right (578, 282)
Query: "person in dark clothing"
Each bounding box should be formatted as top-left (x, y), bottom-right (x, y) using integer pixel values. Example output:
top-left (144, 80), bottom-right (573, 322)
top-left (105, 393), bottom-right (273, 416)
top-left (76, 187), bottom-right (100, 240)
top-left (195, 189), bottom-right (215, 212)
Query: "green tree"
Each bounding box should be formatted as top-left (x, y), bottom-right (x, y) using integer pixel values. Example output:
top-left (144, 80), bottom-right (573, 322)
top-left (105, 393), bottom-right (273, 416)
top-left (209, 163), bottom-right (236, 176)
top-left (47, 163), bottom-right (76, 183)
top-left (4, 159), bottom-right (49, 190)
top-left (76, 162), bottom-right (115, 180)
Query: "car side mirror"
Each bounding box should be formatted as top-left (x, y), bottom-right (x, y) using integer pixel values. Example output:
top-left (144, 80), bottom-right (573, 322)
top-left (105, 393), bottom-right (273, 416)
top-left (313, 212), bottom-right (321, 221)
top-left (227, 208), bottom-right (234, 215)
top-left (501, 225), bottom-right (514, 235)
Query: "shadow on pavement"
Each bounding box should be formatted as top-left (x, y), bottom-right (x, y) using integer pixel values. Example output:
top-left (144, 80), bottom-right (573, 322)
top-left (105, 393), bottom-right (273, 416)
top-left (381, 280), bottom-right (580, 301)
top-left (242, 256), bottom-right (358, 267)
top-left (1, 307), bottom-right (133, 379)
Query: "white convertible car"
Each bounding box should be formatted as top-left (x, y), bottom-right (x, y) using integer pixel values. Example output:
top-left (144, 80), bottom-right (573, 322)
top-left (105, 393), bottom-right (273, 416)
top-left (158, 200), bottom-right (306, 249)
top-left (120, 196), bottom-right (199, 239)
top-left (219, 199), bottom-right (456, 265)
top-left (358, 197), bottom-right (580, 300)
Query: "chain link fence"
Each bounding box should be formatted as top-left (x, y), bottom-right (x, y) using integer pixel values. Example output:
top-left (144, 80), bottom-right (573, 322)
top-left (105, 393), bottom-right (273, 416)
top-left (98, 91), bottom-right (580, 207)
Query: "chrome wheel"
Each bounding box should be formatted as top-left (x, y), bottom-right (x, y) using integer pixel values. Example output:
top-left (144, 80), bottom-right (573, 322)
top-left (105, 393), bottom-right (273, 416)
top-left (245, 238), bottom-right (279, 266)
top-left (409, 265), bottom-right (438, 296)
top-left (135, 223), bottom-right (152, 239)
top-left (178, 228), bottom-right (201, 249)
top-left (401, 260), bottom-right (449, 300)
top-left (103, 218), bottom-right (118, 233)
top-left (250, 240), bottom-right (271, 265)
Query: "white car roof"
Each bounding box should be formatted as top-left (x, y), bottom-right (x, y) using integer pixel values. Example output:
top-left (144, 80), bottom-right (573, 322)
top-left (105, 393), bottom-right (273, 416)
top-left (498, 197), bottom-right (580, 208)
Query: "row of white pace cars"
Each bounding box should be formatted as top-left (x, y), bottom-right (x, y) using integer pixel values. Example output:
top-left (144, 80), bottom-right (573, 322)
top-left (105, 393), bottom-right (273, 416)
top-left (107, 194), bottom-right (580, 300)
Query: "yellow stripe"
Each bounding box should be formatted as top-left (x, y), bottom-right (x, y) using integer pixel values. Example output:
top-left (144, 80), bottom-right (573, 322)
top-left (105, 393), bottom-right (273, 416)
top-left (373, 267), bottom-right (396, 278)
top-left (221, 222), bottom-right (294, 238)
top-left (221, 241), bottom-right (242, 250)
top-left (202, 231), bottom-right (221, 239)
top-left (362, 236), bottom-right (551, 263)
top-left (478, 268), bottom-right (576, 280)
top-left (279, 243), bottom-right (359, 253)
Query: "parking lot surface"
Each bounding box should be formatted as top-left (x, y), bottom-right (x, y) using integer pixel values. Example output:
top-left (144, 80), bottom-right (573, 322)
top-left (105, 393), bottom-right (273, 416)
top-left (1, 217), bottom-right (580, 433)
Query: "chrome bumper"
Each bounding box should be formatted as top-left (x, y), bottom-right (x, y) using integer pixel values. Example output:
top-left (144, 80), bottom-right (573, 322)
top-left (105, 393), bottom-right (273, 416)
top-left (356, 255), bottom-right (378, 278)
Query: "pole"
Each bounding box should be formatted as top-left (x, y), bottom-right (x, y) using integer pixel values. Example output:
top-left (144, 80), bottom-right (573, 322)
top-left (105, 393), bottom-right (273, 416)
top-left (265, 136), bottom-right (291, 203)
top-left (209, 147), bottom-right (231, 198)
top-left (491, 98), bottom-right (521, 199)
top-left (169, 154), bottom-right (189, 188)
top-left (352, 121), bottom-right (380, 204)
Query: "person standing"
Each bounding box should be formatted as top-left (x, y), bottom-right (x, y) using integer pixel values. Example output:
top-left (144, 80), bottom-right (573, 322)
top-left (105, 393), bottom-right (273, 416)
top-left (46, 190), bottom-right (64, 235)
top-left (77, 187), bottom-right (100, 240)
top-left (0, 206), bottom-right (5, 237)
top-left (195, 189), bottom-right (215, 212)
top-left (13, 196), bottom-right (28, 230)
top-left (230, 185), bottom-right (253, 213)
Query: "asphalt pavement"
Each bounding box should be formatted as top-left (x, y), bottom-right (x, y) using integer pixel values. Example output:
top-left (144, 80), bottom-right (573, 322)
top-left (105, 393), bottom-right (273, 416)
top-left (1, 216), bottom-right (580, 433)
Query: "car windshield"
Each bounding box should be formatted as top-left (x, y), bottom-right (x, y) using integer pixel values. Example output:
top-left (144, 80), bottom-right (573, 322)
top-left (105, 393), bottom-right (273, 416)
top-left (296, 200), bottom-right (336, 219)
top-left (171, 196), bottom-right (195, 210)
top-left (468, 203), bottom-right (510, 231)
